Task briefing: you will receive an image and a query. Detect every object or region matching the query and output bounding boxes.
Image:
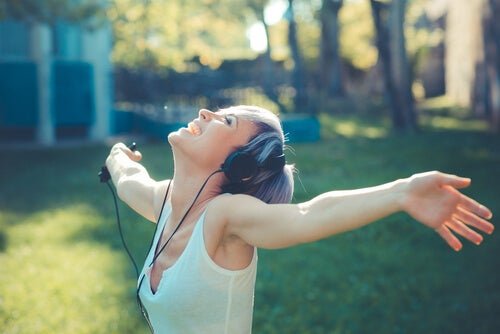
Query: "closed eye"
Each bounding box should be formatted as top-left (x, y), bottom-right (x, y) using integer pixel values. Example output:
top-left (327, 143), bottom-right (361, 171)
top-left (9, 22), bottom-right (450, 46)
top-left (224, 115), bottom-right (234, 125)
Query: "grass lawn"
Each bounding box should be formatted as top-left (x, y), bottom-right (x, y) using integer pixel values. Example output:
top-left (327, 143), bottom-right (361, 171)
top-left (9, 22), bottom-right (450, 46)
top-left (0, 112), bottom-right (499, 333)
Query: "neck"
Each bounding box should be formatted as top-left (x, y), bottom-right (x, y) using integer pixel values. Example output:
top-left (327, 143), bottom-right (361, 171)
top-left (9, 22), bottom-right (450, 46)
top-left (169, 158), bottom-right (225, 221)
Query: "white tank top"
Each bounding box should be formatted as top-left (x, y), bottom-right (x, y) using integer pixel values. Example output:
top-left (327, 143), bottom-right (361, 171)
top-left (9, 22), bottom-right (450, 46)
top-left (137, 201), bottom-right (258, 333)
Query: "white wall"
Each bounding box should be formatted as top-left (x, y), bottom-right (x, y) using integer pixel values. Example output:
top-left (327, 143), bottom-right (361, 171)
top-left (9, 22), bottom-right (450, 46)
top-left (30, 23), bottom-right (55, 146)
top-left (82, 24), bottom-right (113, 141)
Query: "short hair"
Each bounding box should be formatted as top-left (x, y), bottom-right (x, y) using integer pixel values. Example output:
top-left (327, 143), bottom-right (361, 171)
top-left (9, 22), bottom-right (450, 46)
top-left (220, 105), bottom-right (295, 204)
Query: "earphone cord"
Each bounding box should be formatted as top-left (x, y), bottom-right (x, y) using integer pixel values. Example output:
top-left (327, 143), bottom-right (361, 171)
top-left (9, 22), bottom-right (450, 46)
top-left (136, 169), bottom-right (221, 333)
top-left (105, 169), bottom-right (222, 333)
top-left (105, 180), bottom-right (140, 278)
top-left (104, 179), bottom-right (154, 332)
top-left (149, 169), bottom-right (221, 266)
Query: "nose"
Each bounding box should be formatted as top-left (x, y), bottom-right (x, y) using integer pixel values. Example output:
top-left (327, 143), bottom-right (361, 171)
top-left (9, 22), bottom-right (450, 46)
top-left (198, 109), bottom-right (213, 121)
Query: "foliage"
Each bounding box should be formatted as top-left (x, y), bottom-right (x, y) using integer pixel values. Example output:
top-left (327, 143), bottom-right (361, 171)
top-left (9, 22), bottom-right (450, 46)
top-left (0, 112), bottom-right (499, 333)
top-left (0, 0), bottom-right (443, 89)
top-left (339, 0), bottom-right (377, 70)
top-left (109, 0), bottom-right (254, 70)
top-left (0, 0), bottom-right (105, 25)
top-left (405, 0), bottom-right (444, 57)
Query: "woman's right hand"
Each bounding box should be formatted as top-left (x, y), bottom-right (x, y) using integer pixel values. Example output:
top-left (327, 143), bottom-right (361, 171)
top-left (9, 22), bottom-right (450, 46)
top-left (105, 142), bottom-right (167, 223)
top-left (108, 142), bottom-right (142, 163)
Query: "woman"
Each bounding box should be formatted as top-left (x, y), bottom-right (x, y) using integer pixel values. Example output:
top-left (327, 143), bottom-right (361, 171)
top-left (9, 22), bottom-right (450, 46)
top-left (105, 105), bottom-right (494, 333)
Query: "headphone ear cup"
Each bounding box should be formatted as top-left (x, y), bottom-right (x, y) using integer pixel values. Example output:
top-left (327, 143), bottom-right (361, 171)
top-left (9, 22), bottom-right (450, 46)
top-left (221, 151), bottom-right (258, 183)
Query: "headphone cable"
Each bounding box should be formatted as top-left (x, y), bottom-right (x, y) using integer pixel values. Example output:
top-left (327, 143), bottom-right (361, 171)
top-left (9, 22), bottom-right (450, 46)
top-left (101, 159), bottom-right (222, 332)
top-left (105, 180), bottom-right (140, 278)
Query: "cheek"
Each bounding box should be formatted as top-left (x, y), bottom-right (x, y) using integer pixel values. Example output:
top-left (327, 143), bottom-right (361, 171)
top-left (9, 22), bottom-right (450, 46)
top-left (205, 140), bottom-right (234, 163)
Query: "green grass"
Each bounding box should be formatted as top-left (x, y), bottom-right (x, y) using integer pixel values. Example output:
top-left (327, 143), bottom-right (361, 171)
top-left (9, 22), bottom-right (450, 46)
top-left (1, 113), bottom-right (499, 333)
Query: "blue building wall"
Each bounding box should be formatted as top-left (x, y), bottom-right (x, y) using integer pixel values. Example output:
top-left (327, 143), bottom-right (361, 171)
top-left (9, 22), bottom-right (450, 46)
top-left (0, 62), bottom-right (38, 127)
top-left (0, 19), bottom-right (108, 142)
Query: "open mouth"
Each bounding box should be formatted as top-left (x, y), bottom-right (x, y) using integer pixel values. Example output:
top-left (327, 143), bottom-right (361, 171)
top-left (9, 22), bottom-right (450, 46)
top-left (187, 122), bottom-right (201, 136)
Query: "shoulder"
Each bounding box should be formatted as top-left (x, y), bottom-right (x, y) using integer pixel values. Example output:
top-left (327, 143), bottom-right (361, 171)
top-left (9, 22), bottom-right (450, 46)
top-left (206, 193), bottom-right (302, 249)
top-left (205, 193), bottom-right (269, 231)
top-left (207, 193), bottom-right (266, 218)
top-left (204, 194), bottom-right (266, 248)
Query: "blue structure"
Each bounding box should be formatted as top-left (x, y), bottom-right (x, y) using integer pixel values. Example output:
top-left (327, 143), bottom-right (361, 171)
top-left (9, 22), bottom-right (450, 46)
top-left (0, 19), bottom-right (112, 145)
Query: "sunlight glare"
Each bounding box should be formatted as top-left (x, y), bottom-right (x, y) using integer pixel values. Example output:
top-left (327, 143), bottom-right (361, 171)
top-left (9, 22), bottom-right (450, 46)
top-left (247, 0), bottom-right (288, 52)
top-left (246, 22), bottom-right (268, 52)
top-left (264, 0), bottom-right (288, 25)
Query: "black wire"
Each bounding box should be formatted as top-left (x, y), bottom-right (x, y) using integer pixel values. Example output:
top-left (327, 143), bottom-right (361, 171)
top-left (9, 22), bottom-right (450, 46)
top-left (105, 179), bottom-right (155, 332)
top-left (104, 169), bottom-right (222, 333)
top-left (148, 169), bottom-right (221, 266)
top-left (105, 180), bottom-right (139, 278)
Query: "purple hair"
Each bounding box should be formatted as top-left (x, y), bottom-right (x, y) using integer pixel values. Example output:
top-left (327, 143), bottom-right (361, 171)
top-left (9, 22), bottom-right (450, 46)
top-left (220, 106), bottom-right (295, 204)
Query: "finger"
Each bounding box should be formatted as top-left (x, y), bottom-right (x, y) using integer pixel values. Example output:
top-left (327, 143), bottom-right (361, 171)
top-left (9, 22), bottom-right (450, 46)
top-left (435, 225), bottom-right (462, 251)
top-left (114, 143), bottom-right (142, 161)
top-left (129, 150), bottom-right (142, 162)
top-left (112, 142), bottom-right (127, 151)
top-left (456, 207), bottom-right (495, 235)
top-left (459, 195), bottom-right (493, 219)
top-left (440, 173), bottom-right (471, 189)
top-left (445, 218), bottom-right (483, 245)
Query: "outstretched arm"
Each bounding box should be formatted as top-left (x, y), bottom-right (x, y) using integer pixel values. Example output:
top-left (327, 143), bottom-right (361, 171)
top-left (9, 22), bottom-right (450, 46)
top-left (105, 143), bottom-right (168, 222)
top-left (223, 171), bottom-right (494, 251)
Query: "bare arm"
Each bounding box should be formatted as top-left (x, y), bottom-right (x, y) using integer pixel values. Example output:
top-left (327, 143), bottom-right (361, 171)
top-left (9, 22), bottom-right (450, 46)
top-left (223, 171), bottom-right (494, 251)
top-left (105, 143), bottom-right (168, 222)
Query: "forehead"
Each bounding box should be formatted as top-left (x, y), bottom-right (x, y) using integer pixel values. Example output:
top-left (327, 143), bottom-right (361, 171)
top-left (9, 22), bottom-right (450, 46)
top-left (215, 108), bottom-right (257, 137)
top-left (219, 106), bottom-right (280, 125)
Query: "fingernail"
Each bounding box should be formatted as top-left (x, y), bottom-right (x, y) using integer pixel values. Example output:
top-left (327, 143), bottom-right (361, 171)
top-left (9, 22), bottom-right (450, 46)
top-left (482, 206), bottom-right (493, 219)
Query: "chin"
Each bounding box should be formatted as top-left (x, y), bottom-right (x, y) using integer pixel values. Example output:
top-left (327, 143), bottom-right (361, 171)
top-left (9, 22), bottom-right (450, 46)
top-left (167, 128), bottom-right (186, 145)
top-left (168, 130), bottom-right (195, 157)
top-left (167, 131), bottom-right (177, 143)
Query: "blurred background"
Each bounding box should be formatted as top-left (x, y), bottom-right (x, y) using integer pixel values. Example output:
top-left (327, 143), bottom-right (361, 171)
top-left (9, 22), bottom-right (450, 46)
top-left (0, 0), bottom-right (499, 333)
top-left (0, 0), bottom-right (499, 142)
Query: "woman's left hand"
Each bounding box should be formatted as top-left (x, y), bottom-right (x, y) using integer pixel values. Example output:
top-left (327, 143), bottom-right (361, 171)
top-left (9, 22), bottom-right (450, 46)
top-left (401, 171), bottom-right (494, 251)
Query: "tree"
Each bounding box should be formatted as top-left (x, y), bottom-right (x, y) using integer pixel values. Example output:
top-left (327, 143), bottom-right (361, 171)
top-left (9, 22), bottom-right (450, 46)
top-left (389, 0), bottom-right (416, 130)
top-left (370, 0), bottom-right (416, 131)
top-left (286, 0), bottom-right (309, 111)
top-left (110, 0), bottom-right (250, 69)
top-left (0, 0), bottom-right (104, 24)
top-left (445, 0), bottom-right (499, 132)
top-left (482, 0), bottom-right (500, 132)
top-left (319, 0), bottom-right (344, 97)
top-left (244, 0), bottom-right (288, 113)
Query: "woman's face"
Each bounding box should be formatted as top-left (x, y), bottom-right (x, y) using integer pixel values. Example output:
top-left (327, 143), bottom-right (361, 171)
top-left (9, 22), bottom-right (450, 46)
top-left (168, 108), bottom-right (257, 172)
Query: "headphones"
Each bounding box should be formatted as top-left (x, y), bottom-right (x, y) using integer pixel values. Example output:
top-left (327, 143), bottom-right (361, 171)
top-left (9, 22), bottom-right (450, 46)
top-left (220, 149), bottom-right (286, 183)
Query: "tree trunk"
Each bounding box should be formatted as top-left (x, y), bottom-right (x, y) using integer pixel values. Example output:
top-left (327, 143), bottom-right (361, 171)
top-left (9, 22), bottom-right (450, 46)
top-left (482, 0), bottom-right (500, 132)
top-left (287, 0), bottom-right (308, 111)
top-left (370, 0), bottom-right (416, 131)
top-left (445, 0), bottom-right (499, 131)
top-left (319, 0), bottom-right (344, 97)
top-left (389, 0), bottom-right (417, 131)
top-left (445, 0), bottom-right (485, 109)
top-left (370, 0), bottom-right (399, 126)
top-left (258, 10), bottom-right (288, 113)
